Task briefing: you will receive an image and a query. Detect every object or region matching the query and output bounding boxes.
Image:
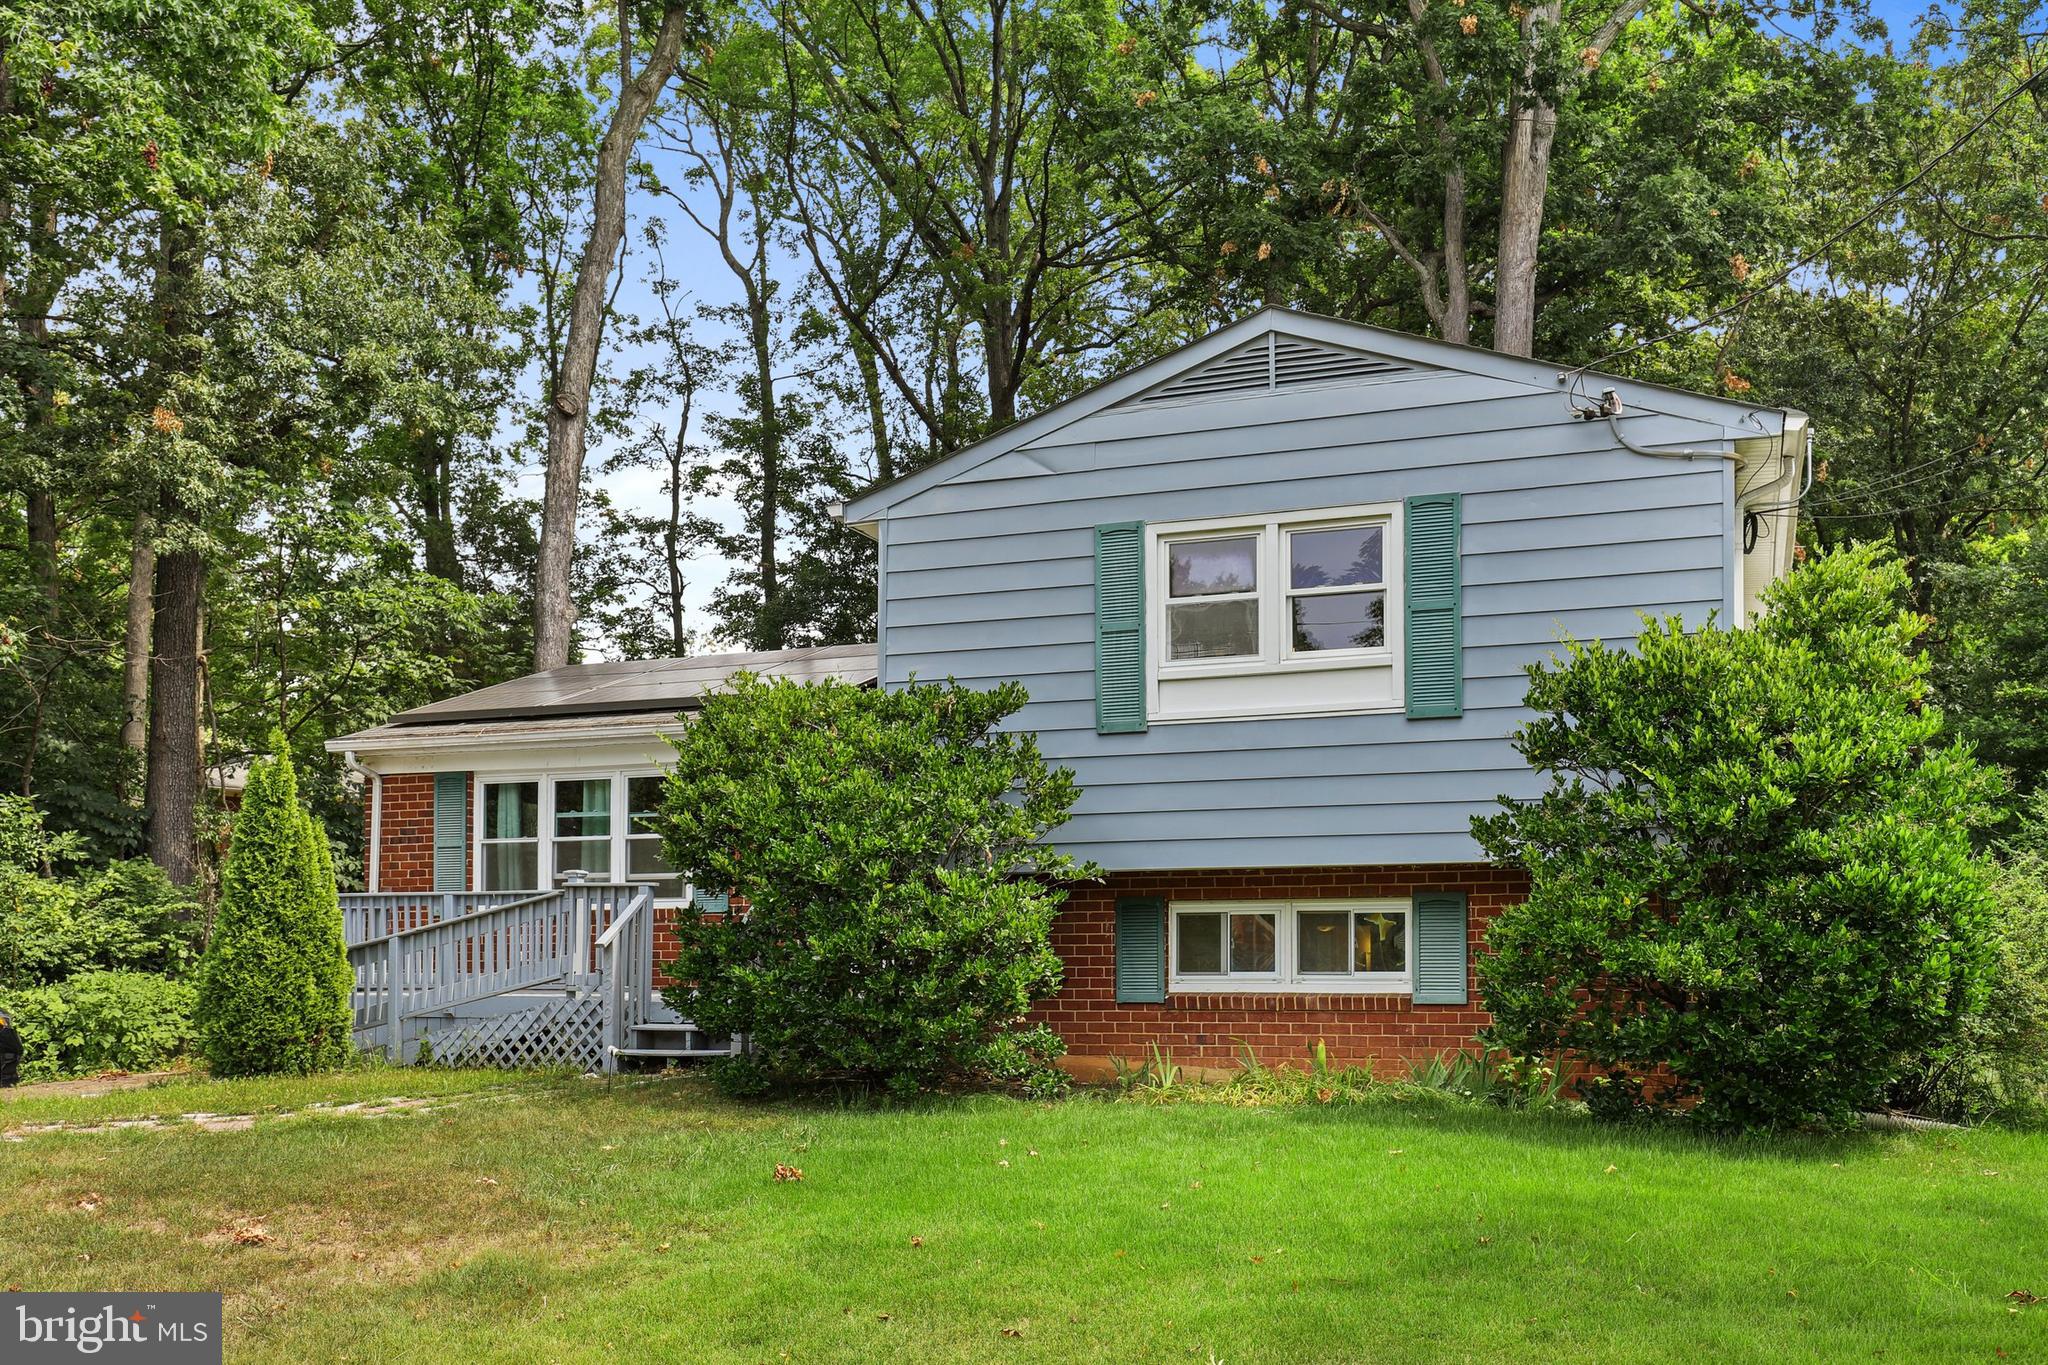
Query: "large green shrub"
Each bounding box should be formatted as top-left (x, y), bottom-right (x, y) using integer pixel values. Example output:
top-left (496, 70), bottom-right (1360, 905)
top-left (656, 676), bottom-right (1088, 1096)
top-left (6, 971), bottom-right (197, 1082)
top-left (0, 858), bottom-right (201, 987)
top-left (1891, 793), bottom-right (2048, 1125)
top-left (1474, 545), bottom-right (2002, 1131)
top-left (194, 738), bottom-right (355, 1076)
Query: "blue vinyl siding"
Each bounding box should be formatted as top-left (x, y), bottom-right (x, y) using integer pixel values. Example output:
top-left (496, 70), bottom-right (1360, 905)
top-left (870, 352), bottom-right (1742, 871)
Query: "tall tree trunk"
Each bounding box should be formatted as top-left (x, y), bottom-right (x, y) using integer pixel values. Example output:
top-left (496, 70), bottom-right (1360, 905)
top-left (24, 490), bottom-right (57, 601)
top-left (143, 217), bottom-right (205, 885)
top-left (19, 197), bottom-right (63, 605)
top-left (1493, 0), bottom-right (1561, 357)
top-left (146, 545), bottom-right (205, 886)
top-left (120, 510), bottom-right (155, 766)
top-left (532, 4), bottom-right (691, 670)
top-left (664, 388), bottom-right (691, 654)
top-left (854, 338), bottom-right (893, 483)
top-left (746, 250), bottom-right (781, 646)
top-left (415, 436), bottom-right (463, 585)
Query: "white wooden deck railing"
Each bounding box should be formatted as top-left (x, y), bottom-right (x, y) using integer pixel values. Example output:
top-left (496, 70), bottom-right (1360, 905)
top-left (342, 891), bottom-right (539, 948)
top-left (599, 891), bottom-right (655, 1063)
top-left (342, 882), bottom-right (652, 1063)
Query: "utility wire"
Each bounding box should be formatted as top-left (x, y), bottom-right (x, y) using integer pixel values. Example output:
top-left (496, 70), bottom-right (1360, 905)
top-left (1568, 64), bottom-right (2047, 378)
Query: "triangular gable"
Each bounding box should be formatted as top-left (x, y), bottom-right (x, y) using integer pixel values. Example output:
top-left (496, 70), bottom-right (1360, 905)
top-left (840, 306), bottom-right (1794, 523)
top-left (1125, 333), bottom-right (1431, 406)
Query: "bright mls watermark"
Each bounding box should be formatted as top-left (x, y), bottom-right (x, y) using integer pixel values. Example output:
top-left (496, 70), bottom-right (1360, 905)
top-left (7, 1294), bottom-right (220, 1363)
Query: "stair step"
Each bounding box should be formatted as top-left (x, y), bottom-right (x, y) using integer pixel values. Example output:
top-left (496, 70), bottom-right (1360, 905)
top-left (629, 1022), bottom-right (702, 1033)
top-left (611, 1046), bottom-right (731, 1058)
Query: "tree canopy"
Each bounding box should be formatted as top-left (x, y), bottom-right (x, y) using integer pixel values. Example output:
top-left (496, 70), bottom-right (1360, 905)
top-left (2, 0), bottom-right (2045, 890)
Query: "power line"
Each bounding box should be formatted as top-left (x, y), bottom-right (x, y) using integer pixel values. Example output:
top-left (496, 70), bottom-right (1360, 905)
top-left (1569, 64), bottom-right (2047, 377)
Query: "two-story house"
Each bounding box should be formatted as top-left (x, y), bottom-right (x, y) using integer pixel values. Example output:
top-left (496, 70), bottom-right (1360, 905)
top-left (329, 308), bottom-right (1808, 1074)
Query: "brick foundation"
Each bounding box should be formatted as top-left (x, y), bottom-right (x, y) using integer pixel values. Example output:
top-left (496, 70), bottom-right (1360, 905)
top-left (1032, 865), bottom-right (1523, 1077)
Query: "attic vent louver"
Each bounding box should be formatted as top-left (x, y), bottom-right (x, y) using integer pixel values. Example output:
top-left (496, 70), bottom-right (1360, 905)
top-left (1138, 334), bottom-right (1418, 404)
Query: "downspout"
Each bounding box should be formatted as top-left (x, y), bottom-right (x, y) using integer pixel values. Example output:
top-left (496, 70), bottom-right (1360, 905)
top-left (341, 749), bottom-right (381, 893)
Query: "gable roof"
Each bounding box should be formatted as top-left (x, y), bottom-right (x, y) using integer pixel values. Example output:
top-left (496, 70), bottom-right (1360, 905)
top-left (839, 306), bottom-right (1800, 524)
top-left (326, 643), bottom-right (877, 752)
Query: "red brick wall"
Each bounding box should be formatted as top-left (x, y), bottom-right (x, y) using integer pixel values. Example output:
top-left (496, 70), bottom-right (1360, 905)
top-left (371, 772), bottom-right (470, 892)
top-left (1032, 864), bottom-right (1525, 1077)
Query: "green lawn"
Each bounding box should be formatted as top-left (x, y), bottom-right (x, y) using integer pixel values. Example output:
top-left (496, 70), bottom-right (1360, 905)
top-left (3, 1070), bottom-right (2044, 1363)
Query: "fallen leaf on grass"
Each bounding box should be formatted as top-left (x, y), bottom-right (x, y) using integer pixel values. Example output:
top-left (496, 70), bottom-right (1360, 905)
top-left (1604, 1165), bottom-right (1619, 1174)
top-left (656, 1242), bottom-right (671, 1253)
top-left (909, 1236), bottom-right (924, 1249)
top-left (1387, 1149), bottom-right (1405, 1157)
top-left (2007, 1290), bottom-right (2042, 1305)
top-left (74, 1194), bottom-right (103, 1213)
top-left (476, 1177), bottom-right (499, 1187)
top-left (773, 1164), bottom-right (804, 1183)
top-left (875, 1312), bottom-right (891, 1322)
top-left (223, 1219), bottom-right (274, 1247)
top-left (1000, 1325), bottom-right (1025, 1338)
top-left (997, 1159), bottom-right (1010, 1169)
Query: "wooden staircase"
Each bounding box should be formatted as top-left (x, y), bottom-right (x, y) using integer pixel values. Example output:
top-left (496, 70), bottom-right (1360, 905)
top-left (341, 880), bottom-right (738, 1072)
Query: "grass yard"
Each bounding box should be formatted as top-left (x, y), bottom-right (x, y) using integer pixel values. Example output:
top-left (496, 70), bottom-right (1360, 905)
top-left (4, 1069), bottom-right (2045, 1364)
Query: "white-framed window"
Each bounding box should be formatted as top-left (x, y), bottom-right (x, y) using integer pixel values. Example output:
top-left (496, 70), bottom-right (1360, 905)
top-left (623, 773), bottom-right (685, 901)
top-left (479, 779), bottom-right (541, 891)
top-left (1147, 502), bottom-right (1404, 722)
top-left (473, 769), bottom-right (686, 900)
top-left (1169, 899), bottom-right (1411, 995)
top-left (552, 777), bottom-right (612, 883)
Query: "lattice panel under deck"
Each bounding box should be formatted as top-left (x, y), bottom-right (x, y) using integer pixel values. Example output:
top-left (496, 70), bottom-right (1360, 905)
top-left (423, 995), bottom-right (606, 1071)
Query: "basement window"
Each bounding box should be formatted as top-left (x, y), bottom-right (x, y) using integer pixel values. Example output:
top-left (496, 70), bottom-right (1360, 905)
top-left (1170, 900), bottom-right (1411, 995)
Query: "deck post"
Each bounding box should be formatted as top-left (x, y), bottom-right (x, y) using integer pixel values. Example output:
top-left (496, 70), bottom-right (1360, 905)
top-left (385, 932), bottom-right (403, 1063)
top-left (604, 933), bottom-right (626, 1074)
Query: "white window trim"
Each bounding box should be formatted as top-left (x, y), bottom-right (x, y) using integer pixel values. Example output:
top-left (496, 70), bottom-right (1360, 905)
top-left (476, 773), bottom-right (543, 893)
top-left (472, 768), bottom-right (686, 903)
top-left (1145, 501), bottom-right (1405, 723)
top-left (1168, 898), bottom-right (1414, 996)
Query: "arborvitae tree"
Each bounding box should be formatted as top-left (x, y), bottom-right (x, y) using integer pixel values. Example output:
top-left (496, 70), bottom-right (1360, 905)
top-left (195, 737), bottom-right (354, 1076)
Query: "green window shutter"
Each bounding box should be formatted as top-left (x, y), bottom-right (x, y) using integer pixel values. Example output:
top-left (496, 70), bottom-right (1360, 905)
top-left (432, 772), bottom-right (468, 892)
top-left (691, 888), bottom-right (730, 915)
top-left (1114, 896), bottom-right (1167, 1004)
top-left (1095, 522), bottom-right (1147, 734)
top-left (1411, 890), bottom-right (1470, 1005)
top-left (1404, 493), bottom-right (1463, 718)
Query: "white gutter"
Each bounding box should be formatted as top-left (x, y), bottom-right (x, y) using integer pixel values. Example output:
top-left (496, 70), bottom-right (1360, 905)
top-left (322, 717), bottom-right (688, 757)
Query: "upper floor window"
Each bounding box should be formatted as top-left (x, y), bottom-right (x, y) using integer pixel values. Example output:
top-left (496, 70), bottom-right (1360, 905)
top-left (1148, 503), bottom-right (1403, 722)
